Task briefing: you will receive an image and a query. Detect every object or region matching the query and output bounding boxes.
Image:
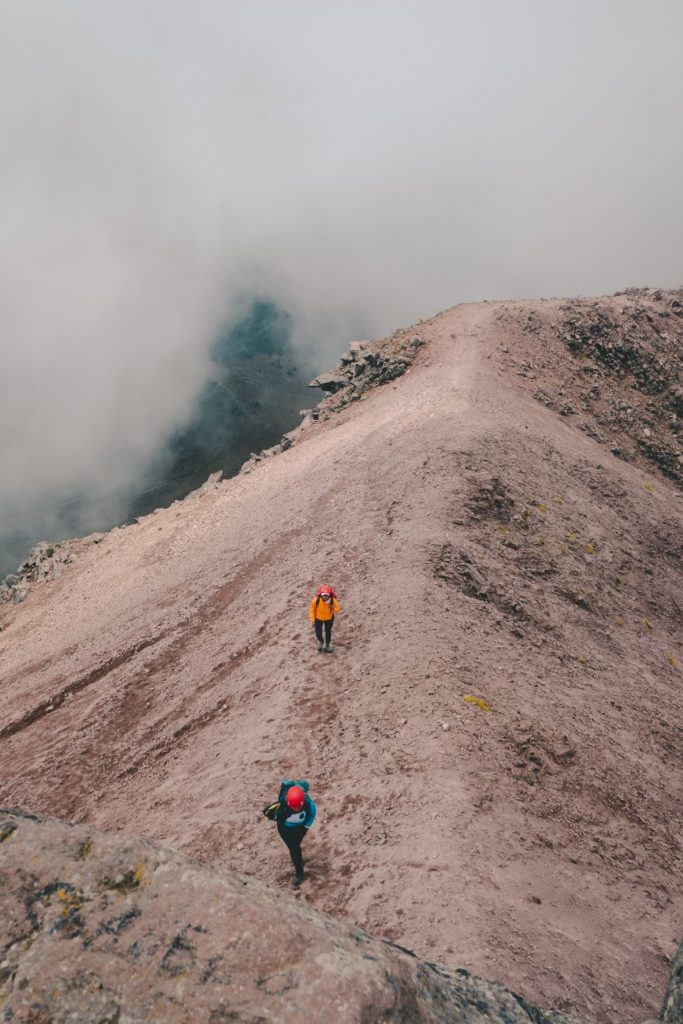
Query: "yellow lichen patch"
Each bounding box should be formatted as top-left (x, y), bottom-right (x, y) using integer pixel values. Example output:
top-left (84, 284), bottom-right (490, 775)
top-left (578, 655), bottom-right (586, 665)
top-left (554, 497), bottom-right (563, 505)
top-left (537, 503), bottom-right (548, 513)
top-left (585, 543), bottom-right (595, 554)
top-left (614, 575), bottom-right (622, 590)
top-left (642, 482), bottom-right (653, 492)
top-left (57, 889), bottom-right (69, 901)
top-left (615, 616), bottom-right (624, 627)
top-left (463, 695), bottom-right (491, 712)
top-left (98, 860), bottom-right (151, 894)
top-left (666, 654), bottom-right (679, 670)
top-left (133, 860), bottom-right (149, 888)
top-left (644, 619), bottom-right (654, 632)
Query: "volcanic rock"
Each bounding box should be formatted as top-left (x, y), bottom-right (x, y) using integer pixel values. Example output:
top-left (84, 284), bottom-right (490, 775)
top-left (308, 371), bottom-right (350, 393)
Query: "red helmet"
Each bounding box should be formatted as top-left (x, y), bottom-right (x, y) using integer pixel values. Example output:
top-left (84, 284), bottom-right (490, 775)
top-left (286, 785), bottom-right (306, 811)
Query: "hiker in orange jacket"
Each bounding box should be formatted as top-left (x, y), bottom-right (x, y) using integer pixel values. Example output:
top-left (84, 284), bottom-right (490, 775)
top-left (309, 585), bottom-right (340, 653)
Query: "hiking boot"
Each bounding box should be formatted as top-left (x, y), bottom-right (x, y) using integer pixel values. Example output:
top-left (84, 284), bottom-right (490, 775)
top-left (317, 642), bottom-right (324, 653)
top-left (325, 645), bottom-right (333, 653)
top-left (293, 872), bottom-right (305, 886)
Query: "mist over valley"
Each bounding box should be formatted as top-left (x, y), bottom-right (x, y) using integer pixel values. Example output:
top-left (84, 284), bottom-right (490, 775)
top-left (2, 2), bottom-right (682, 581)
top-left (0, 299), bottom-right (321, 577)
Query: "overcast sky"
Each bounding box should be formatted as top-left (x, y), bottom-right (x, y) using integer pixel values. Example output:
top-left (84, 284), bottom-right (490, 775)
top-left (1, 1), bottom-right (682, 561)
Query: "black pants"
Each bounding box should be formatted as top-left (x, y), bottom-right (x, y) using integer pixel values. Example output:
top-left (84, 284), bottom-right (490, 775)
top-left (277, 822), bottom-right (307, 876)
top-left (314, 617), bottom-right (333, 645)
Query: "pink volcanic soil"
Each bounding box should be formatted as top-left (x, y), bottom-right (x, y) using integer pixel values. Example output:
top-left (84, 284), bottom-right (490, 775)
top-left (1, 295), bottom-right (681, 1024)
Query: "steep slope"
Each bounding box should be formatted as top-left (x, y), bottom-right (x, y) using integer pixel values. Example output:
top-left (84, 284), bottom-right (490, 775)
top-left (0, 291), bottom-right (681, 1024)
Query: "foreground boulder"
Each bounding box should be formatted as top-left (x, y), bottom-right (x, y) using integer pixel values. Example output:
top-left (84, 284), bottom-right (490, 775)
top-left (0, 808), bottom-right (580, 1024)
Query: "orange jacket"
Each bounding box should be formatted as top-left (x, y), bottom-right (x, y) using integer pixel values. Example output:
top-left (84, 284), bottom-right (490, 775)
top-left (310, 595), bottom-right (340, 622)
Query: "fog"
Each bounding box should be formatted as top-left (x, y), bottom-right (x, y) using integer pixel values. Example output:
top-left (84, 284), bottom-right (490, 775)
top-left (1, 1), bottom-right (682, 572)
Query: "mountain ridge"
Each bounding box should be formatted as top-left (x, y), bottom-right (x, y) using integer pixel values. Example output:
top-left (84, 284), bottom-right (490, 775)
top-left (0, 290), bottom-right (681, 1023)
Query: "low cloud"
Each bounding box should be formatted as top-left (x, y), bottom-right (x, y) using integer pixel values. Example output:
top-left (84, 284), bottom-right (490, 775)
top-left (1, 1), bottom-right (682, 566)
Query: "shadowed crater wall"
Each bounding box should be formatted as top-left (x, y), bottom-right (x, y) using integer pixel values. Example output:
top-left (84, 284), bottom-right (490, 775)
top-left (127, 299), bottom-right (315, 518)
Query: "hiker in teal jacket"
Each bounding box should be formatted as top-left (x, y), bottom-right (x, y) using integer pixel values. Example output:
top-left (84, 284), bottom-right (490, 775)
top-left (264, 779), bottom-right (316, 885)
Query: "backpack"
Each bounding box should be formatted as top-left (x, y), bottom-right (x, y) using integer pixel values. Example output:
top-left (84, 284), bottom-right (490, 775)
top-left (278, 779), bottom-right (309, 802)
top-left (262, 779), bottom-right (310, 821)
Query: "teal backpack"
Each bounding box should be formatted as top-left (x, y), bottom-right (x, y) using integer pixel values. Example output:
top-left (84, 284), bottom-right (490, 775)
top-left (263, 779), bottom-right (309, 820)
top-left (278, 779), bottom-right (309, 800)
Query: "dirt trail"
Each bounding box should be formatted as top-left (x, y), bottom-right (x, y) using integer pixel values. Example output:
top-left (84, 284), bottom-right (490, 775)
top-left (1, 296), bottom-right (681, 1024)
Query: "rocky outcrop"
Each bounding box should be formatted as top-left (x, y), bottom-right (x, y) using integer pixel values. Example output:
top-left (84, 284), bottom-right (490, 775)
top-left (186, 469), bottom-right (224, 498)
top-left (239, 333), bottom-right (423, 474)
top-left (517, 288), bottom-right (683, 487)
top-left (310, 334), bottom-right (424, 408)
top-left (0, 535), bottom-right (105, 608)
top-left (307, 370), bottom-right (351, 393)
top-left (0, 808), bottom-right (581, 1024)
